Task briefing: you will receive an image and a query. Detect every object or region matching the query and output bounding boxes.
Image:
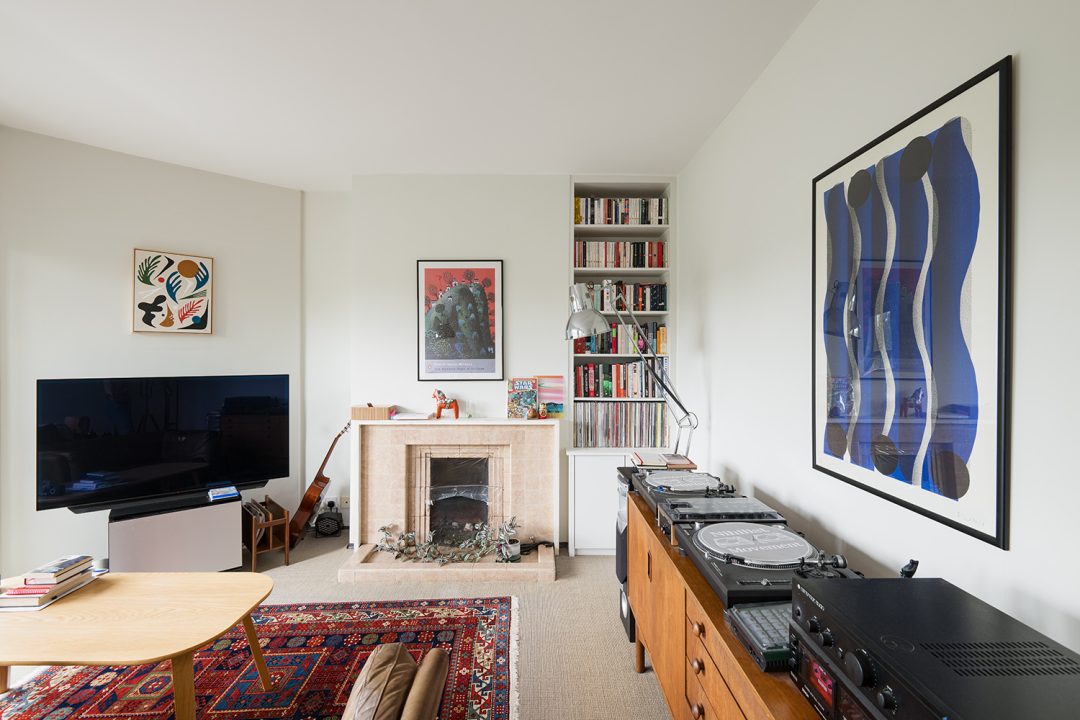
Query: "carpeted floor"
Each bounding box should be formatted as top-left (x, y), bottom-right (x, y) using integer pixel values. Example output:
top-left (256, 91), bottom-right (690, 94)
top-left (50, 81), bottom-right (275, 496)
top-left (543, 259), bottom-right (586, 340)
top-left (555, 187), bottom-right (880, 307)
top-left (260, 536), bottom-right (670, 720)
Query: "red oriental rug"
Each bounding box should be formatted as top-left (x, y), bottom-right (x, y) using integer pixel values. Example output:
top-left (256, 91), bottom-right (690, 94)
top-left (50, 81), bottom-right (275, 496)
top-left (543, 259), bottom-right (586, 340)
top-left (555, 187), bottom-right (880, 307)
top-left (0, 597), bottom-right (517, 720)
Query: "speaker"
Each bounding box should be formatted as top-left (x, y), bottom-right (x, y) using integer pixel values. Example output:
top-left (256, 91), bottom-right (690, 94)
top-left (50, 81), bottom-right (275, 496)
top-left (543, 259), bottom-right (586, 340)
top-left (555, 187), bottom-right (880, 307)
top-left (619, 582), bottom-right (636, 643)
top-left (315, 501), bottom-right (343, 537)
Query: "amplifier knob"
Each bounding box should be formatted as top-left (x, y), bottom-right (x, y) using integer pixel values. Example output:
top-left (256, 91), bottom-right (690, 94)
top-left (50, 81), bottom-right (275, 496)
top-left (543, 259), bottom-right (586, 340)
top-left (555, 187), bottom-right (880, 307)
top-left (807, 616), bottom-right (822, 633)
top-left (820, 630), bottom-right (835, 647)
top-left (876, 688), bottom-right (898, 711)
top-left (845, 649), bottom-right (875, 687)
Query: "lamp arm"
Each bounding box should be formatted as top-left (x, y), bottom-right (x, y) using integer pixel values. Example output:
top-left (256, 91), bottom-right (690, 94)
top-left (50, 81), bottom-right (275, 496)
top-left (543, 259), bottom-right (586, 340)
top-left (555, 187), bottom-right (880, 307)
top-left (608, 285), bottom-right (699, 456)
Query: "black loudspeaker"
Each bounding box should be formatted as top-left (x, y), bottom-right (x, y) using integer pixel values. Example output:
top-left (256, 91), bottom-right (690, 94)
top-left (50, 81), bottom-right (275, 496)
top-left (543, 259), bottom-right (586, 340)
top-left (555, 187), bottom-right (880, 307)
top-left (619, 582), bottom-right (636, 643)
top-left (315, 501), bottom-right (343, 537)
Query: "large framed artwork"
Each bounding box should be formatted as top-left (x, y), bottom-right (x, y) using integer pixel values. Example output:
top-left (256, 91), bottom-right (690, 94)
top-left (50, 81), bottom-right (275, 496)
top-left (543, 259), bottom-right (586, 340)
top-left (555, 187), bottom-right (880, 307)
top-left (132, 249), bottom-right (213, 334)
top-left (812, 57), bottom-right (1012, 548)
top-left (417, 260), bottom-right (503, 381)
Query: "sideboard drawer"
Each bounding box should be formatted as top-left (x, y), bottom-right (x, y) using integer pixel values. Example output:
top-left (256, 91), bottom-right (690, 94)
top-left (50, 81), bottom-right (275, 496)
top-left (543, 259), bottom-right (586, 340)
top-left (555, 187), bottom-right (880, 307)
top-left (686, 624), bottom-right (746, 720)
top-left (686, 589), bottom-right (727, 670)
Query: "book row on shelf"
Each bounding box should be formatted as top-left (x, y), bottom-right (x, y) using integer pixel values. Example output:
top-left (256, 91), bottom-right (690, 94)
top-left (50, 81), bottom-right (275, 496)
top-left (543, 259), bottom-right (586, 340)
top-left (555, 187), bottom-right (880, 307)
top-left (574, 240), bottom-right (665, 269)
top-left (0, 554), bottom-right (99, 610)
top-left (580, 281), bottom-right (667, 312)
top-left (573, 401), bottom-right (670, 448)
top-left (573, 320), bottom-right (668, 356)
top-left (574, 357), bottom-right (671, 399)
top-left (574, 196), bottom-right (669, 226)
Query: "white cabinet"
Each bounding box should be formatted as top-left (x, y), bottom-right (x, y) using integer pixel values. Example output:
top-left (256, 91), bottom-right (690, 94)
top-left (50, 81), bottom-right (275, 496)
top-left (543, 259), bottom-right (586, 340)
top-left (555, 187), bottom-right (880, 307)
top-left (568, 451), bottom-right (628, 556)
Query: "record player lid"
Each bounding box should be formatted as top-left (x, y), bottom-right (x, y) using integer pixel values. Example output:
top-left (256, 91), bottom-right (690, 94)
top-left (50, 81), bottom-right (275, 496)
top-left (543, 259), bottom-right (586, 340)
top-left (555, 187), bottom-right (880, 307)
top-left (693, 522), bottom-right (818, 569)
top-left (640, 470), bottom-right (725, 493)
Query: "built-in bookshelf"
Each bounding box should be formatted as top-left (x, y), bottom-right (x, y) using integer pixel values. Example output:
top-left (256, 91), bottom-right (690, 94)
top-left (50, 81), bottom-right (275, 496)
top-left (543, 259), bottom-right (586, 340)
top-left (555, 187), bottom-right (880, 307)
top-left (569, 177), bottom-right (674, 450)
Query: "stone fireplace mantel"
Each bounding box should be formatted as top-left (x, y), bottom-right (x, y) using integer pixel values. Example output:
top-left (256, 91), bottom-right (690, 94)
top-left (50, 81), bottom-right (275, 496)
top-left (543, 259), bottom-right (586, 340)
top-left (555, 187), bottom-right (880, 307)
top-left (341, 418), bottom-right (560, 582)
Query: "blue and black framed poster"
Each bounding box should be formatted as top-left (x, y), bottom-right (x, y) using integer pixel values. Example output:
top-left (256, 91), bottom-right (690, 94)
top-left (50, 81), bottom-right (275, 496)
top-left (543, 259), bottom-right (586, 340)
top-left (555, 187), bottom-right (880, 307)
top-left (812, 57), bottom-right (1012, 548)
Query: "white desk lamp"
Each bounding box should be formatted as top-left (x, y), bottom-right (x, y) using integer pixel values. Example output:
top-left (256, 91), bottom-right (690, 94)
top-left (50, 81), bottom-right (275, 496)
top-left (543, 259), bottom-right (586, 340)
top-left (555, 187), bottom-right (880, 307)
top-left (565, 281), bottom-right (698, 457)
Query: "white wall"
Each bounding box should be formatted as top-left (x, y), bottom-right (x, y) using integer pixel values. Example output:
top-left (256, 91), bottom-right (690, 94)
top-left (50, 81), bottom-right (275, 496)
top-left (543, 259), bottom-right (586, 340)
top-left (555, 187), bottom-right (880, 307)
top-left (301, 191), bottom-right (353, 507)
top-left (677, 0), bottom-right (1080, 650)
top-left (0, 127), bottom-right (303, 577)
top-left (302, 176), bottom-right (570, 537)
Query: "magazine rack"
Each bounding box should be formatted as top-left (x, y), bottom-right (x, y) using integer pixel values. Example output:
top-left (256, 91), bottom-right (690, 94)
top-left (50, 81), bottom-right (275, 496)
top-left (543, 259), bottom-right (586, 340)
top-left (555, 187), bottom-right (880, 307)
top-left (242, 495), bottom-right (290, 572)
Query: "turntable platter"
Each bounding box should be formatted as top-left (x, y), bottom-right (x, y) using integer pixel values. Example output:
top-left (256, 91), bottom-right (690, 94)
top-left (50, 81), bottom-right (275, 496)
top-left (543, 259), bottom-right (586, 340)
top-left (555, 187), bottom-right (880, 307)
top-left (640, 470), bottom-right (724, 494)
top-left (692, 522), bottom-right (818, 569)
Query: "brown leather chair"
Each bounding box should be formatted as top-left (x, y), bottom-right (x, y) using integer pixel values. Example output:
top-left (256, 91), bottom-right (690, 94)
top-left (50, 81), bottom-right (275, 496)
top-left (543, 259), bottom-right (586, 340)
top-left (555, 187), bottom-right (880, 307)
top-left (341, 643), bottom-right (449, 720)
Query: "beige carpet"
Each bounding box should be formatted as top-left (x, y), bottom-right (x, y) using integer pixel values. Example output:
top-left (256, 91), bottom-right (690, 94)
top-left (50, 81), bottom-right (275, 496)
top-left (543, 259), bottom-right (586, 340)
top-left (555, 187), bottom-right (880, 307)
top-left (259, 535), bottom-right (671, 720)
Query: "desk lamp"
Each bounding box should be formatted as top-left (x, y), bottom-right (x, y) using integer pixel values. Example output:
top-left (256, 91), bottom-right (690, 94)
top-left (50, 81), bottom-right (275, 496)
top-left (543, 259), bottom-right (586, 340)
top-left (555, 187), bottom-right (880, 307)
top-left (565, 281), bottom-right (698, 457)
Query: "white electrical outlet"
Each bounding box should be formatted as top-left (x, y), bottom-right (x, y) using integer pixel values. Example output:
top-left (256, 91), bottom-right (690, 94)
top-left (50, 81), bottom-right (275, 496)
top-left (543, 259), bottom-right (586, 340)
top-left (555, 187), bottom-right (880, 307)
top-left (324, 495), bottom-right (340, 511)
top-left (339, 494), bottom-right (351, 526)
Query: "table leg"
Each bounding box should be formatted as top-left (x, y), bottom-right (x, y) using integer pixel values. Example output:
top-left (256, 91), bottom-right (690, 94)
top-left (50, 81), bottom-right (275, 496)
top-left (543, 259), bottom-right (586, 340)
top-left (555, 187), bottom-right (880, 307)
top-left (0, 665), bottom-right (9, 693)
top-left (243, 613), bottom-right (274, 691)
top-left (634, 638), bottom-right (646, 673)
top-left (171, 651), bottom-right (196, 720)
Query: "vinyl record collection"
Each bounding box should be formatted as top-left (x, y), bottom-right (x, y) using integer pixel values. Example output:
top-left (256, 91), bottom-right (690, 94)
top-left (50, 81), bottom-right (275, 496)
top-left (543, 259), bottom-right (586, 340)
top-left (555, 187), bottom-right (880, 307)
top-left (573, 401), bottom-right (669, 448)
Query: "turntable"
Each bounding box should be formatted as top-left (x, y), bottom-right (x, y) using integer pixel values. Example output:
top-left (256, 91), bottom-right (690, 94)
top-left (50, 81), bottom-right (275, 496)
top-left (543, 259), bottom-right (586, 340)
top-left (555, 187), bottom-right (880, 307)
top-left (631, 469), bottom-right (736, 516)
top-left (673, 521), bottom-right (860, 607)
top-left (658, 496), bottom-right (786, 542)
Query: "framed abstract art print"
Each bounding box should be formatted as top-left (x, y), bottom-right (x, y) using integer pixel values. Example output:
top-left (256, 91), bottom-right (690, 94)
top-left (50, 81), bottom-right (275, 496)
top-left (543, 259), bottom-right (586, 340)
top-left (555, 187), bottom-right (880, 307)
top-left (812, 58), bottom-right (1012, 547)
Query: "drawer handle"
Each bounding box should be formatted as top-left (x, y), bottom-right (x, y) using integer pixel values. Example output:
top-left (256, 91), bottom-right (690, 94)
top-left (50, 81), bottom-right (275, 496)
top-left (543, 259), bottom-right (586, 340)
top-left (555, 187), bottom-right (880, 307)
top-left (647, 551), bottom-right (652, 581)
top-left (692, 622), bottom-right (705, 638)
top-left (690, 703), bottom-right (705, 719)
top-left (691, 658), bottom-right (704, 675)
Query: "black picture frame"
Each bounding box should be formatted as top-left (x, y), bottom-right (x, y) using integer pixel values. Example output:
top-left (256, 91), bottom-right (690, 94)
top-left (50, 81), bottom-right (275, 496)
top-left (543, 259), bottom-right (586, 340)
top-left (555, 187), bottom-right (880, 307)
top-left (811, 57), bottom-right (1012, 548)
top-left (417, 259), bottom-right (504, 381)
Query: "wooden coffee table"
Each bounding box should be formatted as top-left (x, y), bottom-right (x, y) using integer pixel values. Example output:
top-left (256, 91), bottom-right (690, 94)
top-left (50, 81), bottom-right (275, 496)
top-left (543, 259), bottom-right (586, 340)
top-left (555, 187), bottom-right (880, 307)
top-left (0, 572), bottom-right (274, 720)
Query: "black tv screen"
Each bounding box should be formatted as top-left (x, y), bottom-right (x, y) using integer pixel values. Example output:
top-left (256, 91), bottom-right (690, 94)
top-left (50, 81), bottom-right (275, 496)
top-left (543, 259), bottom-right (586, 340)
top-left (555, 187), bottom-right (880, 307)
top-left (37, 374), bottom-right (289, 512)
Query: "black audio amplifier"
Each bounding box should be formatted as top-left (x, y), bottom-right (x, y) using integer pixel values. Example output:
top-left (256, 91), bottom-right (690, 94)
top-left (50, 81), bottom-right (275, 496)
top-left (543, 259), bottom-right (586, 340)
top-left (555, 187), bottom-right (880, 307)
top-left (789, 577), bottom-right (1080, 719)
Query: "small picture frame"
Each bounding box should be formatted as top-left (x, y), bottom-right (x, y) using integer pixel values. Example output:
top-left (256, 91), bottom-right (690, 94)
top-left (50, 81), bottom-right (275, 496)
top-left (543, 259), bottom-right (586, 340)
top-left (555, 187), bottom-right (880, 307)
top-left (133, 249), bottom-right (214, 334)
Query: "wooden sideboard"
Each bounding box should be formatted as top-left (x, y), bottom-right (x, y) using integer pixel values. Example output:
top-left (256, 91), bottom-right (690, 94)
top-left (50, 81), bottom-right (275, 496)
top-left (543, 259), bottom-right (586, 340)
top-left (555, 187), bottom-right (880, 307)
top-left (628, 492), bottom-right (818, 720)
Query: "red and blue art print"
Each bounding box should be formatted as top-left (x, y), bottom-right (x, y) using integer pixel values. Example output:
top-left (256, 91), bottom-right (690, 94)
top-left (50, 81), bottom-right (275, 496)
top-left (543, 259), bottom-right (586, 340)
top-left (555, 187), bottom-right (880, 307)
top-left (812, 58), bottom-right (1011, 547)
top-left (418, 260), bottom-right (503, 380)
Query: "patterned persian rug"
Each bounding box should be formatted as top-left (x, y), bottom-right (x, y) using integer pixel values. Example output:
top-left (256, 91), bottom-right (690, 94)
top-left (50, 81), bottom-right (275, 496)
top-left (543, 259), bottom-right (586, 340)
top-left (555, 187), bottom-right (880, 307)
top-left (0, 597), bottom-right (517, 720)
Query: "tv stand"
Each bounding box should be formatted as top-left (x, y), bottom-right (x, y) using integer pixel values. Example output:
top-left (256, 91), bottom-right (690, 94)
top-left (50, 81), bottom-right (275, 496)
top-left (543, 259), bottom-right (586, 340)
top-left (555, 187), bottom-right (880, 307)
top-left (108, 498), bottom-right (242, 572)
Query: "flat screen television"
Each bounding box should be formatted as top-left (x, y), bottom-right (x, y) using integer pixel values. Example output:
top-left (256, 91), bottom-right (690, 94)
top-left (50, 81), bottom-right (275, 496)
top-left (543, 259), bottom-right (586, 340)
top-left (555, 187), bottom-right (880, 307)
top-left (37, 374), bottom-right (289, 513)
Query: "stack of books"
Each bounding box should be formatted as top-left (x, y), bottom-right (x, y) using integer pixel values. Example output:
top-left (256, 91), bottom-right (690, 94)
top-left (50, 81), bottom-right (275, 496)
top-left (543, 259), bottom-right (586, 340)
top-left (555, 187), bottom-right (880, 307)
top-left (631, 451), bottom-right (698, 470)
top-left (0, 554), bottom-right (97, 611)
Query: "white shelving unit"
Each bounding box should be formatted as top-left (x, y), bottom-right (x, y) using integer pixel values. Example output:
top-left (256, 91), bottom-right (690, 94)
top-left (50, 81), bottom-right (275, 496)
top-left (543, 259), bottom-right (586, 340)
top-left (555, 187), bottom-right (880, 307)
top-left (566, 176), bottom-right (675, 556)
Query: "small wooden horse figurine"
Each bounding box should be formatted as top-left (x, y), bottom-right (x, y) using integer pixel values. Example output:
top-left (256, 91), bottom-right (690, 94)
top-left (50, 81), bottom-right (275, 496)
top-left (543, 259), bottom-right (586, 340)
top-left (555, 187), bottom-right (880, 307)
top-left (433, 389), bottom-right (459, 420)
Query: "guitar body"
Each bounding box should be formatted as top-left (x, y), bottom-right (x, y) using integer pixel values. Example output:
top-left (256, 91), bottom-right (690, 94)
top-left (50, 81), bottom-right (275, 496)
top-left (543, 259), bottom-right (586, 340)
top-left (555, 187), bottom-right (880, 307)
top-left (290, 421), bottom-right (350, 548)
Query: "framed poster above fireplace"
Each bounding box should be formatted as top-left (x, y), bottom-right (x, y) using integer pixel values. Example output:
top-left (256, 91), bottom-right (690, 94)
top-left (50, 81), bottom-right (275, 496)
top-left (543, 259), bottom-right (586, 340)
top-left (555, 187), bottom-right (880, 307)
top-left (811, 57), bottom-right (1012, 548)
top-left (417, 260), bottom-right (503, 381)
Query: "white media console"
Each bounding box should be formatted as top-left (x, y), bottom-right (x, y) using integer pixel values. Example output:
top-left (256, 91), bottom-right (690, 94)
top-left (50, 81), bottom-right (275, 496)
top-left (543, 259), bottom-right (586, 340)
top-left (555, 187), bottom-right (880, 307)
top-left (108, 499), bottom-right (242, 572)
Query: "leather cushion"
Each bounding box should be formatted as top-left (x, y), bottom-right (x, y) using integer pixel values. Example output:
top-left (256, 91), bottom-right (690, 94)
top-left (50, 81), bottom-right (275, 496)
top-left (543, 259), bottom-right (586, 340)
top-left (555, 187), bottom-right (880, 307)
top-left (342, 643), bottom-right (418, 720)
top-left (399, 648), bottom-right (449, 720)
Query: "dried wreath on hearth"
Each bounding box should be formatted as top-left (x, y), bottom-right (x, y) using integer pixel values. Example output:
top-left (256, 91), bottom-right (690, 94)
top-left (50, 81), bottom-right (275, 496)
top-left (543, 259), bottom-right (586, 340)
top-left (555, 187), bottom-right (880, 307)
top-left (375, 517), bottom-right (520, 565)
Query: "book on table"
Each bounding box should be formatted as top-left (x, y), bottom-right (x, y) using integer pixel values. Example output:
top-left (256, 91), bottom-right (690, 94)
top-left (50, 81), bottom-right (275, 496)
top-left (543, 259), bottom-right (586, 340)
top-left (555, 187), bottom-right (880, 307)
top-left (0, 568), bottom-right (96, 609)
top-left (24, 554), bottom-right (92, 584)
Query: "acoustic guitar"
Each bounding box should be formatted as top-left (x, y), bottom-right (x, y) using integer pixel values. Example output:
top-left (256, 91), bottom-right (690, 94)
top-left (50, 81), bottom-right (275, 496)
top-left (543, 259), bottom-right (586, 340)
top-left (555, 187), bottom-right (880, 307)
top-left (290, 420), bottom-right (351, 548)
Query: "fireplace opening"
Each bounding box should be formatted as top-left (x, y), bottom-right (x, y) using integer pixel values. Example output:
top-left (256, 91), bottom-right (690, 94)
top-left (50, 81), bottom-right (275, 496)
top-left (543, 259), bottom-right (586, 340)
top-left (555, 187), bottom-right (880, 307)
top-left (429, 457), bottom-right (489, 545)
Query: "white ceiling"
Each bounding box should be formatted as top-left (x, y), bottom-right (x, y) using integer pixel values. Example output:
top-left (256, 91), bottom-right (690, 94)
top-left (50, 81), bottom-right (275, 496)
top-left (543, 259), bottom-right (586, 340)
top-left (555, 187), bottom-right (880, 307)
top-left (0, 1), bottom-right (814, 190)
